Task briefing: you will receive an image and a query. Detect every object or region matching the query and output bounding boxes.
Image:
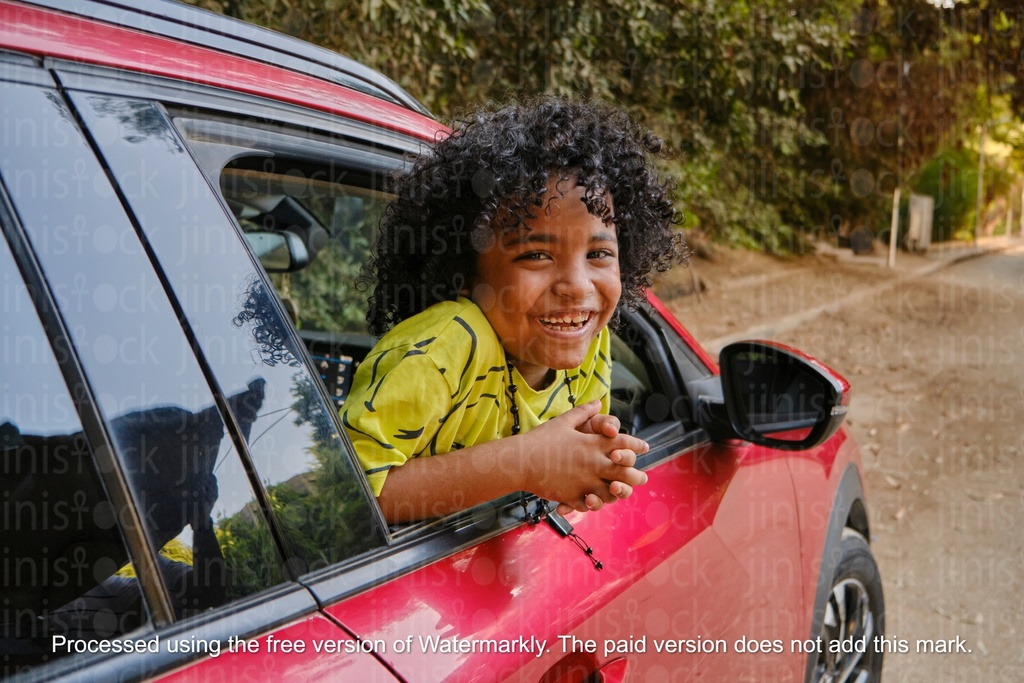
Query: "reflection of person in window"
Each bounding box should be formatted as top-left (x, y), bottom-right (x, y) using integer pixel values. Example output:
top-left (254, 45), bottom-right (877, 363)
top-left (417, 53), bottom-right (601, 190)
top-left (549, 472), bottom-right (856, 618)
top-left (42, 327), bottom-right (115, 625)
top-left (20, 380), bottom-right (265, 641)
top-left (343, 98), bottom-right (687, 524)
top-left (44, 443), bottom-right (223, 637)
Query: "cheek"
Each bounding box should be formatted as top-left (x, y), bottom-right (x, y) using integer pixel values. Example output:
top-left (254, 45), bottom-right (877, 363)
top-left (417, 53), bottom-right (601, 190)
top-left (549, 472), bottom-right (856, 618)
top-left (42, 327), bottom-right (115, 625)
top-left (492, 272), bottom-right (541, 312)
top-left (601, 269), bottom-right (623, 305)
top-left (474, 276), bottom-right (533, 318)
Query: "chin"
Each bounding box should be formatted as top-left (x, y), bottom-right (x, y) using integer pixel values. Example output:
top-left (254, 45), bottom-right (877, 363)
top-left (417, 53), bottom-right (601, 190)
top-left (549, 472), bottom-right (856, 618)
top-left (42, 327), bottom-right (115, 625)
top-left (545, 349), bottom-right (590, 371)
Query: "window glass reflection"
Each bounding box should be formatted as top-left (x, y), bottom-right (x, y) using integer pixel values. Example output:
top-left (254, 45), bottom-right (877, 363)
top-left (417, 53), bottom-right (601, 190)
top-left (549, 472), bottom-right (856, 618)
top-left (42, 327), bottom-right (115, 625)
top-left (71, 94), bottom-right (384, 572)
top-left (0, 85), bottom-right (286, 631)
top-left (1, 232), bottom-right (142, 675)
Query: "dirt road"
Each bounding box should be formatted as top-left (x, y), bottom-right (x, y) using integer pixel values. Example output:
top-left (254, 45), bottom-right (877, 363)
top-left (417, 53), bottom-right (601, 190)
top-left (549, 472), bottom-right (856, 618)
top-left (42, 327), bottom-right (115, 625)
top-left (655, 242), bottom-right (1024, 681)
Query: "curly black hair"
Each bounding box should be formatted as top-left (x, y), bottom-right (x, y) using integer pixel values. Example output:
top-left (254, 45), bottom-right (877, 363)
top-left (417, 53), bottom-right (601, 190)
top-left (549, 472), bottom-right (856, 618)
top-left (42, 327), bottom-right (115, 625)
top-left (364, 96), bottom-right (687, 336)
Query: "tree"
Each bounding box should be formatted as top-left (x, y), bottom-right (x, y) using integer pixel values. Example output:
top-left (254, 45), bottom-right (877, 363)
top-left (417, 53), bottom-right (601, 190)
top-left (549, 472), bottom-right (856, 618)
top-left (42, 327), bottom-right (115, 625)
top-left (184, 0), bottom-right (1022, 250)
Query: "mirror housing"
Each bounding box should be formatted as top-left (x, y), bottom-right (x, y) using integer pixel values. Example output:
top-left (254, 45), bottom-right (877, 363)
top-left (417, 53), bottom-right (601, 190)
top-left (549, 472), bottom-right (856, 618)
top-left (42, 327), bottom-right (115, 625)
top-left (717, 340), bottom-right (850, 451)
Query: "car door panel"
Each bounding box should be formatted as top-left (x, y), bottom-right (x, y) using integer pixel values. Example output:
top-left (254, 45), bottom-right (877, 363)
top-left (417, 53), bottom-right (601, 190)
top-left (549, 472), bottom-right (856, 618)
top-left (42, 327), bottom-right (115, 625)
top-left (318, 441), bottom-right (761, 682)
top-left (787, 429), bottom-right (859, 634)
top-left (154, 614), bottom-right (400, 683)
top-left (703, 443), bottom-right (806, 679)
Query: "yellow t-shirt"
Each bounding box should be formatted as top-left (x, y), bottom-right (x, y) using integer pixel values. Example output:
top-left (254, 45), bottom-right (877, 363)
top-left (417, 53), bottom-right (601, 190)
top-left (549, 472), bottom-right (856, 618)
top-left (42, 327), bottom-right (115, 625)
top-left (342, 297), bottom-right (611, 496)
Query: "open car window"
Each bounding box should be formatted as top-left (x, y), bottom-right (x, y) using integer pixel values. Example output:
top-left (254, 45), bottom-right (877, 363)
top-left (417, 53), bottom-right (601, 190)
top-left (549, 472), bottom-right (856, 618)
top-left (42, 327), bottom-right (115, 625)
top-left (179, 116), bottom-right (698, 536)
top-left (217, 150), bottom-right (691, 427)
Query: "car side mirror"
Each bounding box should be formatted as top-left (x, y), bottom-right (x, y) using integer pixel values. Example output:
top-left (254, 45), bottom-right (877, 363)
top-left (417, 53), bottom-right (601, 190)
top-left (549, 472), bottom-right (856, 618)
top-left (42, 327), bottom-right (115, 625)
top-left (718, 340), bottom-right (850, 451)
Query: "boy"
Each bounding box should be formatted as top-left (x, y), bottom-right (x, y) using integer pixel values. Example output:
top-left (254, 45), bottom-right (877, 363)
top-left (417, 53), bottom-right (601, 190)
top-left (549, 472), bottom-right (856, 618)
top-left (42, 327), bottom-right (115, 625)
top-left (343, 97), bottom-right (686, 523)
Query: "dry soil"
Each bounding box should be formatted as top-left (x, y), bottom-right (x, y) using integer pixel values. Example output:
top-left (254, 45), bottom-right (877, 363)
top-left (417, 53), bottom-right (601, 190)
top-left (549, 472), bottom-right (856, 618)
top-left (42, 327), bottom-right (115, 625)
top-left (654, 242), bottom-right (1024, 682)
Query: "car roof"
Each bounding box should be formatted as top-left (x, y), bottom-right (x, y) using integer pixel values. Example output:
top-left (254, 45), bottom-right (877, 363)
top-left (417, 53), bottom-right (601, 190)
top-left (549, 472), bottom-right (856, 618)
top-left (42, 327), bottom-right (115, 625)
top-left (1, 0), bottom-right (447, 142)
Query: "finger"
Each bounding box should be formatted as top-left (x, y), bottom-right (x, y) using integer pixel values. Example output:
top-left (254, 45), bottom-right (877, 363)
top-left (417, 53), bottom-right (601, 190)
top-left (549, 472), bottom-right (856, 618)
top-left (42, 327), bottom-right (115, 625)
top-left (576, 414), bottom-right (599, 435)
top-left (556, 502), bottom-right (575, 516)
top-left (609, 481), bottom-right (633, 499)
top-left (585, 493), bottom-right (605, 511)
top-left (558, 399), bottom-right (603, 428)
top-left (594, 487), bottom-right (618, 505)
top-left (591, 413), bottom-right (621, 438)
top-left (607, 466), bottom-right (648, 488)
top-left (610, 433), bottom-right (650, 454)
top-left (608, 448), bottom-right (637, 467)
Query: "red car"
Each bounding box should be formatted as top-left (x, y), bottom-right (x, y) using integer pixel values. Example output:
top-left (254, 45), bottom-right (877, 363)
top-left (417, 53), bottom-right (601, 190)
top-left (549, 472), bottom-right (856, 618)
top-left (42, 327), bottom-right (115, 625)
top-left (0, 2), bottom-right (883, 682)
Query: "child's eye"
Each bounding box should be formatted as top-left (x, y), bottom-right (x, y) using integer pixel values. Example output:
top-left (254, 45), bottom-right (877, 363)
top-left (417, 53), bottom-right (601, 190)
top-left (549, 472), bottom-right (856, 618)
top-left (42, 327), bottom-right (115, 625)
top-left (515, 251), bottom-right (550, 261)
top-left (588, 249), bottom-right (617, 260)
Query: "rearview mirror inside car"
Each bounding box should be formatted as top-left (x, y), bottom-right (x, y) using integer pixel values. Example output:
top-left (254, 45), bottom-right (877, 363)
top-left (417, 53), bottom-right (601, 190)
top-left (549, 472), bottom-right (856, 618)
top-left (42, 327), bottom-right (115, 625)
top-left (718, 340), bottom-right (850, 451)
top-left (244, 230), bottom-right (310, 272)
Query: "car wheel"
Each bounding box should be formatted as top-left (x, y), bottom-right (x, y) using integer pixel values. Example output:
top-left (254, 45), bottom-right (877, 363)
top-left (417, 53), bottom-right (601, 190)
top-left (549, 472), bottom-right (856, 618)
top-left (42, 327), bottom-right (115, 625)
top-left (810, 528), bottom-right (885, 683)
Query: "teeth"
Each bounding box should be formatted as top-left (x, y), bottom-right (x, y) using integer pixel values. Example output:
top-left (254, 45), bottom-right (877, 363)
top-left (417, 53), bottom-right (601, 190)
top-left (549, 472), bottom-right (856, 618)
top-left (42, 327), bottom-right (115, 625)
top-left (540, 312), bottom-right (591, 326)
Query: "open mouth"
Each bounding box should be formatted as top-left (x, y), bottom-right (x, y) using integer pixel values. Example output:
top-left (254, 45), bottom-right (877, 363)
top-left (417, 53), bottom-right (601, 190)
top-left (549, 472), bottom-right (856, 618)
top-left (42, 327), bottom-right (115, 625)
top-left (538, 311), bottom-right (595, 332)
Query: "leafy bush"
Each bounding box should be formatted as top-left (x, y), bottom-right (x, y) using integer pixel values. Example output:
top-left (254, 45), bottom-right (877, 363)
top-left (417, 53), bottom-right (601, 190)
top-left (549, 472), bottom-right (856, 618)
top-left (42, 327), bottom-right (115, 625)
top-left (912, 149), bottom-right (979, 243)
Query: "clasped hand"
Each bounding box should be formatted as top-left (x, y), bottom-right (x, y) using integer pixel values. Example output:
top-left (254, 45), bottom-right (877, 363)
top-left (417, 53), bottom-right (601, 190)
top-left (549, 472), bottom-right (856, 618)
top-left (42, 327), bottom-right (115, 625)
top-left (520, 400), bottom-right (649, 515)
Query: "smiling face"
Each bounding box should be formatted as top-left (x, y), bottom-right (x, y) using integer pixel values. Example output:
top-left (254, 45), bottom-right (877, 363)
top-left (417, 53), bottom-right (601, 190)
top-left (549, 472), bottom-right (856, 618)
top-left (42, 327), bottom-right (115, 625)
top-left (472, 177), bottom-right (621, 390)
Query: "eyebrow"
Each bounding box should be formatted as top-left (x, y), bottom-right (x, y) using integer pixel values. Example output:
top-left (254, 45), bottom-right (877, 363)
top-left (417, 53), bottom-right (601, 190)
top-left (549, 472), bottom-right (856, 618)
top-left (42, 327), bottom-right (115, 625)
top-left (502, 230), bottom-right (618, 247)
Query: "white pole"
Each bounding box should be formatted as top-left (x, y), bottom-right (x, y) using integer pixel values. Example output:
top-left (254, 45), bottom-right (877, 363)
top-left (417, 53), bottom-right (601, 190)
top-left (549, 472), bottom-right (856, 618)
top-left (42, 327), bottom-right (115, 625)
top-left (888, 187), bottom-right (901, 268)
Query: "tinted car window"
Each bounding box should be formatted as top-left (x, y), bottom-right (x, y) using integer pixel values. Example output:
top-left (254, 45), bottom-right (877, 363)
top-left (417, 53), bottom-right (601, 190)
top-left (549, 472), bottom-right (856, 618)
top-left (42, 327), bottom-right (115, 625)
top-left (0, 84), bottom-right (286, 628)
top-left (70, 95), bottom-right (385, 573)
top-left (0, 232), bottom-right (143, 676)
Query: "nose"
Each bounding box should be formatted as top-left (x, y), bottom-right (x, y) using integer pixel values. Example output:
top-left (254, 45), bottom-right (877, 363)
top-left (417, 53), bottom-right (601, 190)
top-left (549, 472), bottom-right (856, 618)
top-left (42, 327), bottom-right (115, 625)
top-left (552, 258), bottom-right (594, 300)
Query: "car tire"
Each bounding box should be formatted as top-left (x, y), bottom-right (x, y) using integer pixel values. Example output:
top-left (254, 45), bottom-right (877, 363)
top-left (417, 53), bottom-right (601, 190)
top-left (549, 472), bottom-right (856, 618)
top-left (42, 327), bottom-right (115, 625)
top-left (809, 528), bottom-right (885, 683)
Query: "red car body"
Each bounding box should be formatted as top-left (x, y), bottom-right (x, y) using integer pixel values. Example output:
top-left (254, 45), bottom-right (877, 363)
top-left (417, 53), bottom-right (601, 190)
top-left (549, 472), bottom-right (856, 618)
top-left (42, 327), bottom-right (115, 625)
top-left (0, 2), bottom-right (879, 682)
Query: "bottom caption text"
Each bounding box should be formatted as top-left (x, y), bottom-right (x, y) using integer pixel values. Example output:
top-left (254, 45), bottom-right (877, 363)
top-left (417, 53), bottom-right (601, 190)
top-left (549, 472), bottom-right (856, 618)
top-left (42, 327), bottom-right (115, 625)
top-left (52, 633), bottom-right (974, 659)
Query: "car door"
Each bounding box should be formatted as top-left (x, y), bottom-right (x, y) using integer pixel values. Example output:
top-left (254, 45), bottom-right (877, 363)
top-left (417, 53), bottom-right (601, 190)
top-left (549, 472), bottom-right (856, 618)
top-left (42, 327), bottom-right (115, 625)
top-left (0, 57), bottom-right (395, 682)
top-left (320, 307), bottom-right (808, 682)
top-left (57, 58), bottom-right (811, 682)
top-left (93, 87), bottom-right (810, 682)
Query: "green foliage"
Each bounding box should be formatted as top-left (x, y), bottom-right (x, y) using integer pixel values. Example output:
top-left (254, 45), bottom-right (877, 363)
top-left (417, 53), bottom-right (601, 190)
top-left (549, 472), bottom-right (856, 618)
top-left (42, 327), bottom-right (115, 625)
top-left (216, 511), bottom-right (284, 601)
top-left (912, 149), bottom-right (979, 243)
top-left (184, 0), bottom-right (1024, 252)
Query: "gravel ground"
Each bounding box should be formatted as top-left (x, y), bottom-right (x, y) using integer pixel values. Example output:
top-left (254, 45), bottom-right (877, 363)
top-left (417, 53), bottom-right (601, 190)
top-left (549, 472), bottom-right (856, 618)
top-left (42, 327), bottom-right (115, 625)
top-left (654, 240), bottom-right (1024, 682)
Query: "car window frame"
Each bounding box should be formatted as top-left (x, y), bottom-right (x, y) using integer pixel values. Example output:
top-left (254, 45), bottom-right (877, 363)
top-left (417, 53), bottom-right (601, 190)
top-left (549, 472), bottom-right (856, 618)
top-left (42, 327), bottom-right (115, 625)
top-left (167, 110), bottom-right (478, 548)
top-left (0, 188), bottom-right (168, 677)
top-left (47, 59), bottom-right (424, 567)
top-left (63, 89), bottom-right (390, 571)
top-left (0, 78), bottom-right (177, 630)
top-left (49, 59), bottom-right (431, 157)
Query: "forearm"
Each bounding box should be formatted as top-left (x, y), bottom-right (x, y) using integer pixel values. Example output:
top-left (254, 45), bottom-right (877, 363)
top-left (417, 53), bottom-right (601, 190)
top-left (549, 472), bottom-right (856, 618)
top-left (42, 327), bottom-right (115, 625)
top-left (376, 437), bottom-right (529, 524)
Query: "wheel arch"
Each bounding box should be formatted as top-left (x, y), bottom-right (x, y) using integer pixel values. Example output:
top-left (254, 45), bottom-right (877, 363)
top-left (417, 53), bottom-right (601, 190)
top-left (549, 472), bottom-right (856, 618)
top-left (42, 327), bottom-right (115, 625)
top-left (803, 462), bottom-right (872, 682)
top-left (845, 496), bottom-right (870, 542)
